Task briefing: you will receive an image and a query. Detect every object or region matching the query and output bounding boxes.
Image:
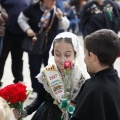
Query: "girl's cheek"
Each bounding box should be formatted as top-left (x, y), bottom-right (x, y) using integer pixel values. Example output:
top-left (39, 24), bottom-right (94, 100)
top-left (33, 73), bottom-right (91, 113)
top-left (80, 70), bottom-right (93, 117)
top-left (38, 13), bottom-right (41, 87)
top-left (54, 56), bottom-right (60, 62)
top-left (65, 56), bottom-right (74, 61)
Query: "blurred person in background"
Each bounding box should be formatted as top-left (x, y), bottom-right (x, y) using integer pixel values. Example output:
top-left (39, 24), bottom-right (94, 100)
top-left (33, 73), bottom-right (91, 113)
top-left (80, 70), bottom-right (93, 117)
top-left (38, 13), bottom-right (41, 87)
top-left (33, 0), bottom-right (65, 11)
top-left (0, 0), bottom-right (33, 87)
top-left (64, 1), bottom-right (80, 34)
top-left (80, 0), bottom-right (120, 38)
top-left (56, 0), bottom-right (64, 12)
top-left (0, 5), bottom-right (8, 57)
top-left (18, 0), bottom-right (70, 99)
top-left (114, 0), bottom-right (120, 31)
top-left (67, 0), bottom-right (87, 34)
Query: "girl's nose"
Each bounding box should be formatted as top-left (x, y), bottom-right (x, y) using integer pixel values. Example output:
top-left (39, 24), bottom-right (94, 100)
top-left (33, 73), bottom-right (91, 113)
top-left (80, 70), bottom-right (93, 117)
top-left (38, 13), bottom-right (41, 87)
top-left (60, 56), bottom-right (65, 62)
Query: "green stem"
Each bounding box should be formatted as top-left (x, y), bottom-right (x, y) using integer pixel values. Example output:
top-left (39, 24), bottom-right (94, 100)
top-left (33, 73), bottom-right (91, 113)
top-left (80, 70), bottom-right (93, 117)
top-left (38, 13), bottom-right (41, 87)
top-left (108, 10), bottom-right (113, 21)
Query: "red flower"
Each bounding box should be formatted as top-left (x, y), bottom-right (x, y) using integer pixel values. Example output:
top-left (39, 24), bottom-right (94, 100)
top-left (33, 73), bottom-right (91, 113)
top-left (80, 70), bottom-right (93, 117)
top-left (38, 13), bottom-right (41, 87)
top-left (0, 83), bottom-right (28, 119)
top-left (63, 61), bottom-right (73, 100)
top-left (64, 61), bottom-right (72, 70)
top-left (0, 83), bottom-right (27, 104)
top-left (64, 61), bottom-right (72, 76)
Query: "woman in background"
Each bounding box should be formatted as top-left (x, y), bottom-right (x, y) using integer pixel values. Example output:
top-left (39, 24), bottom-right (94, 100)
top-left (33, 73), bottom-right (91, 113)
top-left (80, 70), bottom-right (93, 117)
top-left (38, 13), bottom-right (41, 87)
top-left (18, 0), bottom-right (70, 99)
top-left (80, 0), bottom-right (120, 38)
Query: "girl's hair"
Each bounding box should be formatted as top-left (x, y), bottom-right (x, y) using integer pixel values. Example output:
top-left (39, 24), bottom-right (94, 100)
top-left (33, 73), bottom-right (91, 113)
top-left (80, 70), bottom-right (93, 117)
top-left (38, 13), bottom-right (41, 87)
top-left (52, 37), bottom-right (76, 56)
top-left (0, 97), bottom-right (10, 120)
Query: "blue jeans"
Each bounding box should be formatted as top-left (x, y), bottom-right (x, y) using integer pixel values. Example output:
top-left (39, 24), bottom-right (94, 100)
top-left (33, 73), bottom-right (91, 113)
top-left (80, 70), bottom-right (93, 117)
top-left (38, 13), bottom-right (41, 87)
top-left (0, 37), bottom-right (3, 56)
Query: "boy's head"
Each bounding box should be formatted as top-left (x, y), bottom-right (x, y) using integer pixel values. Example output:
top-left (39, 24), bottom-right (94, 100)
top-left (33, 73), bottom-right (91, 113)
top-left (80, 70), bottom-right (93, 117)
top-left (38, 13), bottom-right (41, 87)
top-left (84, 29), bottom-right (120, 73)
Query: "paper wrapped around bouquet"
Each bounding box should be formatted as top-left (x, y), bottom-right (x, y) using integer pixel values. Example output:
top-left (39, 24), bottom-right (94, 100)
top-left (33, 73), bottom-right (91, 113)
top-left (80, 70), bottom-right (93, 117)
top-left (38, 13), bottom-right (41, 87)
top-left (43, 65), bottom-right (64, 104)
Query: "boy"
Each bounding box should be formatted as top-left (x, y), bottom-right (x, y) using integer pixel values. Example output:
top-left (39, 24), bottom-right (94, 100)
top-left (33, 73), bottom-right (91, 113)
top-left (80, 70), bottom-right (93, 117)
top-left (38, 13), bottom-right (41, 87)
top-left (71, 29), bottom-right (120, 120)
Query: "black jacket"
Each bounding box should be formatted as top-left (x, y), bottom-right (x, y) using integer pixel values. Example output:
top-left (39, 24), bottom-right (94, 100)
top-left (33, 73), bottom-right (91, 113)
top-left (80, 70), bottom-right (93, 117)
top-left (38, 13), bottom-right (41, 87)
top-left (81, 0), bottom-right (120, 38)
top-left (71, 67), bottom-right (120, 120)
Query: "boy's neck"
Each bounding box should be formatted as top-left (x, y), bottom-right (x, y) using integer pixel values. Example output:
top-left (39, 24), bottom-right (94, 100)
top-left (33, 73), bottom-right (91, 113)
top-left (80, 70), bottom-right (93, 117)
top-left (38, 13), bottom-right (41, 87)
top-left (94, 65), bottom-right (110, 73)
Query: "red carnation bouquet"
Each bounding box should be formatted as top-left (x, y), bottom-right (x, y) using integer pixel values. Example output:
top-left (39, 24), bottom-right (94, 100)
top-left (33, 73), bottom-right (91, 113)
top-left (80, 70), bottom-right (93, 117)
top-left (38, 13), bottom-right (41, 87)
top-left (0, 83), bottom-right (28, 120)
top-left (64, 61), bottom-right (73, 100)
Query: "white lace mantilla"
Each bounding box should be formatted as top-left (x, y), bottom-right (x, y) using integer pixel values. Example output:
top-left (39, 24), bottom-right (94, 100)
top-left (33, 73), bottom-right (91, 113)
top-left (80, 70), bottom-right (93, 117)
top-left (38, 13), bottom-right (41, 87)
top-left (36, 64), bottom-right (86, 101)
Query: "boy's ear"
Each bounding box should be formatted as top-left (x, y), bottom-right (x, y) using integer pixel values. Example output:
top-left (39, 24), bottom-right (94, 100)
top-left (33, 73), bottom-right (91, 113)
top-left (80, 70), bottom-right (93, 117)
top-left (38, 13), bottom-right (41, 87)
top-left (89, 52), bottom-right (97, 63)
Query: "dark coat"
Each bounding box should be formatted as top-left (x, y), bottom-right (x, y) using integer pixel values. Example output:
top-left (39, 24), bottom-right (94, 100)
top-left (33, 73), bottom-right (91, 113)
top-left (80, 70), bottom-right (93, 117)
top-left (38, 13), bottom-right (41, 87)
top-left (23, 2), bottom-right (59, 51)
top-left (81, 0), bottom-right (120, 38)
top-left (0, 6), bottom-right (8, 36)
top-left (71, 67), bottom-right (120, 120)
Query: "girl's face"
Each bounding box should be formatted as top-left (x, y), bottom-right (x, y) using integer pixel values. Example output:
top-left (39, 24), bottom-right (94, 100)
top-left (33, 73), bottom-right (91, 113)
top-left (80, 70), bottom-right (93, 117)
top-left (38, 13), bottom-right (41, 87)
top-left (54, 41), bottom-right (75, 71)
top-left (43, 0), bottom-right (56, 9)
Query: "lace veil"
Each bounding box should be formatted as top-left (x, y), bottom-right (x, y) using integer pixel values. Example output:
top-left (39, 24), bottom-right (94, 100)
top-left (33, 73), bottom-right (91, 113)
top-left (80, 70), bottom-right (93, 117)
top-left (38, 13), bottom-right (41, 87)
top-left (48, 32), bottom-right (90, 79)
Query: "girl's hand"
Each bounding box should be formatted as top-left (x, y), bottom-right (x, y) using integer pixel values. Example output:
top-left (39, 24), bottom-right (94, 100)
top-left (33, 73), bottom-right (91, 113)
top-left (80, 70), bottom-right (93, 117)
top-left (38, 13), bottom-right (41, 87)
top-left (55, 8), bottom-right (63, 21)
top-left (13, 109), bottom-right (19, 119)
top-left (60, 108), bottom-right (66, 113)
top-left (68, 101), bottom-right (76, 107)
top-left (13, 109), bottom-right (25, 119)
top-left (26, 28), bottom-right (36, 37)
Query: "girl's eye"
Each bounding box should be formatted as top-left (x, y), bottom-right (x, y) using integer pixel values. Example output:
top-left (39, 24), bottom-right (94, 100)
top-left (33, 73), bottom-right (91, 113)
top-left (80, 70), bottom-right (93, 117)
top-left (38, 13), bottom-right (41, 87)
top-left (55, 54), bottom-right (60, 57)
top-left (65, 54), bottom-right (71, 57)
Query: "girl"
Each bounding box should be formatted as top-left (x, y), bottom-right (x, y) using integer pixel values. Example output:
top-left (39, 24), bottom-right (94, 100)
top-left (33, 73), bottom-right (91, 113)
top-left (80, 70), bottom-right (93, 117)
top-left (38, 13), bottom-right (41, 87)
top-left (13, 32), bottom-right (90, 120)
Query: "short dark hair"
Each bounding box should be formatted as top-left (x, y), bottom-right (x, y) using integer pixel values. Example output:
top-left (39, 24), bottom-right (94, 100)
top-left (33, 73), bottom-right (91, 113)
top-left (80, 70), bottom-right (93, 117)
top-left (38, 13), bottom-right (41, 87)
top-left (84, 29), bottom-right (120, 66)
top-left (52, 37), bottom-right (76, 56)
